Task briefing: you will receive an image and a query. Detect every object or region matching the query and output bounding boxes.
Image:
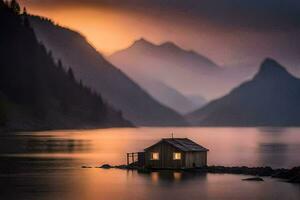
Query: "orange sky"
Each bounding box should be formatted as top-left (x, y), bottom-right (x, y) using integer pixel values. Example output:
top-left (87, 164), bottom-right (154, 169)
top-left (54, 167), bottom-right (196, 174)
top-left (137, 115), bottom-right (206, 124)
top-left (21, 5), bottom-right (149, 55)
top-left (20, 3), bottom-right (203, 56)
top-left (19, 1), bottom-right (232, 66)
top-left (19, 0), bottom-right (300, 71)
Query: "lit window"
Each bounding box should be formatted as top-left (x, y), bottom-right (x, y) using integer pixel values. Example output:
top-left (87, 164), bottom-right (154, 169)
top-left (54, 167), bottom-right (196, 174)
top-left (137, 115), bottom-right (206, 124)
top-left (173, 152), bottom-right (181, 160)
top-left (151, 152), bottom-right (159, 160)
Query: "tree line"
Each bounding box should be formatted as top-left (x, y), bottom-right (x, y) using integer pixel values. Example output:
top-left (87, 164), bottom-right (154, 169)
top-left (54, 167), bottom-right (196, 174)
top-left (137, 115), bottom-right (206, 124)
top-left (0, 0), bottom-right (130, 130)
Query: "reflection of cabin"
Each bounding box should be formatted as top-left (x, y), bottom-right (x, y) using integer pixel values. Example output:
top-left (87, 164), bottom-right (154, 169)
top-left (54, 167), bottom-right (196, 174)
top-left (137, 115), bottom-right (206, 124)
top-left (142, 138), bottom-right (209, 169)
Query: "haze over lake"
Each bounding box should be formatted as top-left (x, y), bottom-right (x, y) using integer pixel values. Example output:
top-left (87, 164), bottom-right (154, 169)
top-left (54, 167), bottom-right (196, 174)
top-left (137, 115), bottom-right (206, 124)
top-left (2, 1), bottom-right (300, 200)
top-left (1, 128), bottom-right (300, 200)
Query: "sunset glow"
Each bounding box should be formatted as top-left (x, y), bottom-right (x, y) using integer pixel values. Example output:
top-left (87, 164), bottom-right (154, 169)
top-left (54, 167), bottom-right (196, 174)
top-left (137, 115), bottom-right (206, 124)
top-left (2, 1), bottom-right (300, 198)
top-left (19, 3), bottom-right (231, 66)
top-left (19, 0), bottom-right (300, 70)
top-left (20, 5), bottom-right (145, 55)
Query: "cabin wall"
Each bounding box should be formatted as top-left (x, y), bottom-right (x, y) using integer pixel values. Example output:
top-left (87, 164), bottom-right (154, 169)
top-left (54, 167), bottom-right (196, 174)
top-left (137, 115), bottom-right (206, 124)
top-left (145, 142), bottom-right (185, 169)
top-left (137, 152), bottom-right (145, 167)
top-left (185, 152), bottom-right (207, 168)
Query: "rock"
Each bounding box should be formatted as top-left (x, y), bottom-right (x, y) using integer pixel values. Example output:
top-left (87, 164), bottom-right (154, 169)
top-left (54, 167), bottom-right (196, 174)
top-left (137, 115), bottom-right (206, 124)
top-left (242, 177), bottom-right (264, 181)
top-left (100, 164), bottom-right (113, 169)
top-left (288, 174), bottom-right (300, 183)
top-left (272, 167), bottom-right (300, 182)
top-left (205, 166), bottom-right (274, 176)
top-left (93, 163), bottom-right (300, 185)
top-left (271, 169), bottom-right (290, 179)
top-left (81, 166), bottom-right (92, 168)
top-left (115, 164), bottom-right (141, 170)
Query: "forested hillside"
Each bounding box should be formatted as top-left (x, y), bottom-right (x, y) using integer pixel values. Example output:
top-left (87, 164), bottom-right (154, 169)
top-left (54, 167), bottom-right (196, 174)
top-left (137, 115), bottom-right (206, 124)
top-left (0, 1), bottom-right (131, 130)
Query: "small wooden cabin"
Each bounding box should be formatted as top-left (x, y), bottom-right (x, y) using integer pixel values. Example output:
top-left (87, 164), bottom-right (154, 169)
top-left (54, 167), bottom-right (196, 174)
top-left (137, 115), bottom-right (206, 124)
top-left (144, 138), bottom-right (209, 169)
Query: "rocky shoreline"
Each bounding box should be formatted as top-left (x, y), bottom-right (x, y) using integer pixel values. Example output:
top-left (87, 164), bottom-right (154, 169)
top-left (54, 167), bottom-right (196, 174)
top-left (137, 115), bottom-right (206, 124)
top-left (83, 164), bottom-right (300, 184)
top-left (201, 166), bottom-right (300, 183)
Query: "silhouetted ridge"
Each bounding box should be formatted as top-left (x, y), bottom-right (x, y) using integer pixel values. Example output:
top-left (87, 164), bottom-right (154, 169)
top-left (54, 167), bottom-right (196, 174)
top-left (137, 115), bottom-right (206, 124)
top-left (159, 41), bottom-right (179, 49)
top-left (158, 41), bottom-right (197, 56)
top-left (131, 38), bottom-right (154, 48)
top-left (0, 2), bottom-right (131, 130)
top-left (115, 38), bottom-right (219, 69)
top-left (254, 58), bottom-right (292, 80)
top-left (29, 16), bottom-right (187, 126)
top-left (109, 38), bottom-right (222, 113)
top-left (187, 58), bottom-right (300, 126)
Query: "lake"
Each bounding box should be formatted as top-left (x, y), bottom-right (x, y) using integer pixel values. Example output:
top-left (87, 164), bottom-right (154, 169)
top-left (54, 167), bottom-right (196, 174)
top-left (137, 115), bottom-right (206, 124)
top-left (1, 127), bottom-right (300, 200)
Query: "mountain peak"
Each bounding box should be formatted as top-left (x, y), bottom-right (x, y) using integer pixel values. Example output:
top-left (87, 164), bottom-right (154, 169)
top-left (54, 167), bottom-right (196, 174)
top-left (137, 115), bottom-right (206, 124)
top-left (261, 58), bottom-right (287, 71)
top-left (254, 58), bottom-right (292, 80)
top-left (132, 38), bottom-right (154, 47)
top-left (159, 41), bottom-right (179, 49)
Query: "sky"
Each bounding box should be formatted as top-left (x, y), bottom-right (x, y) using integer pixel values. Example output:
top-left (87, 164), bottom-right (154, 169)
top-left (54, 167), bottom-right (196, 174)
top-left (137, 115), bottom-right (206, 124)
top-left (20, 0), bottom-right (300, 72)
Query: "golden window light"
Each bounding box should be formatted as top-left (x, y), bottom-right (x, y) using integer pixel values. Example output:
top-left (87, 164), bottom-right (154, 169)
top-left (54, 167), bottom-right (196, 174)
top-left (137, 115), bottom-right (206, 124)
top-left (173, 152), bottom-right (181, 160)
top-left (151, 152), bottom-right (159, 160)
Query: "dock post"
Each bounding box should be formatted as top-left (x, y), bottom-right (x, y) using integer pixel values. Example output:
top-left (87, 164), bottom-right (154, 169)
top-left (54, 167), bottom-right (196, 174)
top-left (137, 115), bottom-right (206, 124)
top-left (127, 153), bottom-right (129, 165)
top-left (132, 153), bottom-right (134, 164)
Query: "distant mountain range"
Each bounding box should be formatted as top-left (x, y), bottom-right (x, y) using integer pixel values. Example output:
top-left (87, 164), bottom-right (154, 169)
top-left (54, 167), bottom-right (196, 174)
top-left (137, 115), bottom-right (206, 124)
top-left (29, 16), bottom-right (187, 126)
top-left (109, 38), bottom-right (253, 113)
top-left (187, 58), bottom-right (300, 126)
top-left (0, 4), bottom-right (131, 131)
top-left (117, 38), bottom-right (220, 72)
top-left (139, 79), bottom-right (204, 114)
top-left (4, 1), bottom-right (299, 128)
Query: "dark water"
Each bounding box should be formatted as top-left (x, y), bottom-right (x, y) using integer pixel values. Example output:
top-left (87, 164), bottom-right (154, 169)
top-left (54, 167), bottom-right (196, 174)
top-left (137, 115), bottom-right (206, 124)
top-left (1, 128), bottom-right (300, 200)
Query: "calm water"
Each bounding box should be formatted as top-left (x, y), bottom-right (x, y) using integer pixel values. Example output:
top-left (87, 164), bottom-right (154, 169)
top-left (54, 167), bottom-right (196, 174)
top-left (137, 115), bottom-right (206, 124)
top-left (1, 127), bottom-right (300, 200)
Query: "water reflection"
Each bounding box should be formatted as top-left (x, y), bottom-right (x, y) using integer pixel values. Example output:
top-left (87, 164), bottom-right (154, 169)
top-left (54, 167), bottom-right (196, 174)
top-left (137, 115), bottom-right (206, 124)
top-left (0, 134), bottom-right (91, 154)
top-left (25, 139), bottom-right (91, 153)
top-left (0, 156), bottom-right (79, 200)
top-left (257, 142), bottom-right (289, 167)
top-left (255, 127), bottom-right (299, 167)
top-left (258, 127), bottom-right (288, 134)
top-left (1, 128), bottom-right (300, 200)
top-left (144, 171), bottom-right (207, 184)
top-left (2, 127), bottom-right (300, 168)
top-left (259, 142), bottom-right (289, 153)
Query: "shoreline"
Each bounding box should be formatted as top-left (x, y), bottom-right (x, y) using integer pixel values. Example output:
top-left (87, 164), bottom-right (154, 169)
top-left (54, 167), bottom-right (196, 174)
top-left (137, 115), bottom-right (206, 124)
top-left (87, 164), bottom-right (300, 184)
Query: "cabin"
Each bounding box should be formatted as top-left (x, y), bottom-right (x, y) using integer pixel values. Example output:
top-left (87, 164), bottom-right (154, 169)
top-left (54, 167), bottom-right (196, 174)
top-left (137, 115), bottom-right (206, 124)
top-left (142, 138), bottom-right (209, 169)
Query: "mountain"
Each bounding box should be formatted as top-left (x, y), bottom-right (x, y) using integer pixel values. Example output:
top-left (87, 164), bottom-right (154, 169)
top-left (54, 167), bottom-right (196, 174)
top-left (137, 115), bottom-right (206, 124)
top-left (116, 38), bottom-right (220, 73)
top-left (140, 79), bottom-right (203, 114)
top-left (0, 3), bottom-right (131, 131)
top-left (187, 58), bottom-right (300, 126)
top-left (109, 38), bottom-right (252, 107)
top-left (29, 16), bottom-right (187, 126)
top-left (186, 95), bottom-right (207, 109)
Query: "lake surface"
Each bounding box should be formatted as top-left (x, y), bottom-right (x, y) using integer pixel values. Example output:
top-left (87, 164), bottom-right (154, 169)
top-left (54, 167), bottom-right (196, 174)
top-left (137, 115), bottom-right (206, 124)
top-left (1, 127), bottom-right (300, 200)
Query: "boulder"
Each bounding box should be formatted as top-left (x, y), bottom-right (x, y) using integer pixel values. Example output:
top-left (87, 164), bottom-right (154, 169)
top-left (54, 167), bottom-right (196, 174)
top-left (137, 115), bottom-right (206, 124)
top-left (100, 164), bottom-right (113, 169)
top-left (81, 166), bottom-right (92, 168)
top-left (242, 177), bottom-right (264, 181)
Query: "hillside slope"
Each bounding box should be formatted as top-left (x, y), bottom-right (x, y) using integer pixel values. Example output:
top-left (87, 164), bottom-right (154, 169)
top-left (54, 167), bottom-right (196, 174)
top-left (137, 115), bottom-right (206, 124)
top-left (187, 58), bottom-right (300, 126)
top-left (109, 39), bottom-right (252, 109)
top-left (29, 16), bottom-right (187, 126)
top-left (0, 4), bottom-right (131, 131)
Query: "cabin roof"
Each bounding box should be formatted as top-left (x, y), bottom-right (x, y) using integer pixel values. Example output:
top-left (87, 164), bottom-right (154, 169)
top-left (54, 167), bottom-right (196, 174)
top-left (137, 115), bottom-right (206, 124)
top-left (145, 138), bottom-right (209, 152)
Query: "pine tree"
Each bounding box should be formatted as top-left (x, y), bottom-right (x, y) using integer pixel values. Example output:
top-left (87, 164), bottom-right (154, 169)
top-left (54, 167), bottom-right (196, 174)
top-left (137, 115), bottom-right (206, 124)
top-left (57, 59), bottom-right (63, 69)
top-left (23, 6), bottom-right (27, 15)
top-left (0, 4), bottom-right (130, 129)
top-left (10, 0), bottom-right (20, 14)
top-left (22, 7), bottom-right (30, 27)
top-left (79, 80), bottom-right (83, 88)
top-left (0, 0), bottom-right (5, 8)
top-left (67, 68), bottom-right (75, 80)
